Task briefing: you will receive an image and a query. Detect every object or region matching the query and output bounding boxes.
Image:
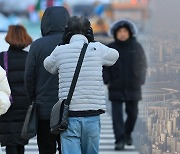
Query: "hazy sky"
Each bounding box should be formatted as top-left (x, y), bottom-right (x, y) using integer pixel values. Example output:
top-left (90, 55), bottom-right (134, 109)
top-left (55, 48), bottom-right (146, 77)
top-left (150, 0), bottom-right (180, 31)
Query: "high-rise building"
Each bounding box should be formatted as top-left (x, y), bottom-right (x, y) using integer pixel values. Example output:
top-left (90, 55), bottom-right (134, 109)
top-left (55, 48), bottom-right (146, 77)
top-left (167, 120), bottom-right (173, 135)
top-left (176, 141), bottom-right (180, 153)
top-left (171, 138), bottom-right (177, 153)
top-left (173, 117), bottom-right (177, 131)
top-left (147, 115), bottom-right (157, 131)
top-left (161, 133), bottom-right (167, 143)
top-left (165, 109), bottom-right (170, 120)
top-left (159, 42), bottom-right (164, 63)
top-left (162, 152), bottom-right (171, 154)
top-left (152, 148), bottom-right (162, 154)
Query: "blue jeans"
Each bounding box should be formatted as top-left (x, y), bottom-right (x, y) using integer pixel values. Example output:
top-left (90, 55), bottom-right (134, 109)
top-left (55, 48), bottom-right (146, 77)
top-left (61, 116), bottom-right (101, 154)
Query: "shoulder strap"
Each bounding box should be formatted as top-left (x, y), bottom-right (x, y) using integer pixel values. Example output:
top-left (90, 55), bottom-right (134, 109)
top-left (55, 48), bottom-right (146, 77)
top-left (3, 52), bottom-right (8, 74)
top-left (65, 43), bottom-right (88, 105)
top-left (3, 51), bottom-right (13, 103)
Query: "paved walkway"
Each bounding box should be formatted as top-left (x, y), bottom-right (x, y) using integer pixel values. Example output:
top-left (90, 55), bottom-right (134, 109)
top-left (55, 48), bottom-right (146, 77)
top-left (1, 114), bottom-right (139, 154)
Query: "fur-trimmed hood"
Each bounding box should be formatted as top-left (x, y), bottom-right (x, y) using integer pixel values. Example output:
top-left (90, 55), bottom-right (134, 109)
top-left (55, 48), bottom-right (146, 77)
top-left (109, 19), bottom-right (138, 38)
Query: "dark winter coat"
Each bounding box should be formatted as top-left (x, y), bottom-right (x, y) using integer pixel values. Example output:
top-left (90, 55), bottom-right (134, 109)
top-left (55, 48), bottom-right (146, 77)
top-left (0, 47), bottom-right (29, 146)
top-left (103, 38), bottom-right (147, 101)
top-left (25, 6), bottom-right (70, 119)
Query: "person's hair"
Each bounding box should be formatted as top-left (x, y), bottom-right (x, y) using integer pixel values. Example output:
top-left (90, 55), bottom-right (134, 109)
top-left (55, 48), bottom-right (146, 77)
top-left (5, 25), bottom-right (32, 49)
top-left (68, 16), bottom-right (91, 35)
top-left (62, 16), bottom-right (94, 44)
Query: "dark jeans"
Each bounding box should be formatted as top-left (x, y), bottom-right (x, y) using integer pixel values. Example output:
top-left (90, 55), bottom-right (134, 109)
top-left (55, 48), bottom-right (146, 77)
top-left (6, 145), bottom-right (24, 154)
top-left (37, 120), bottom-right (60, 154)
top-left (111, 101), bottom-right (138, 143)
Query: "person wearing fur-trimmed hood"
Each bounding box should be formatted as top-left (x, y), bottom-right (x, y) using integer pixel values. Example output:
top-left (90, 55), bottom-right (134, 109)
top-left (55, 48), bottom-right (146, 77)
top-left (103, 19), bottom-right (147, 151)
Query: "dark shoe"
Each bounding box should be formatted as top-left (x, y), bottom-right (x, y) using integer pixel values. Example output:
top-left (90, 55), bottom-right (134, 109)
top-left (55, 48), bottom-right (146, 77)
top-left (125, 135), bottom-right (133, 146)
top-left (115, 141), bottom-right (125, 151)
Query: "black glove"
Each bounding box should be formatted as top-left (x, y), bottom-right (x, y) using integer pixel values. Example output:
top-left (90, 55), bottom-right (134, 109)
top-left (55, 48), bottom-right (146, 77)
top-left (62, 27), bottom-right (74, 45)
top-left (86, 27), bottom-right (94, 42)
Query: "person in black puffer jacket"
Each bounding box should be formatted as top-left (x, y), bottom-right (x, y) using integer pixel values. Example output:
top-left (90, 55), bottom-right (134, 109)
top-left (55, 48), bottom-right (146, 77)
top-left (0, 25), bottom-right (32, 154)
top-left (103, 19), bottom-right (147, 151)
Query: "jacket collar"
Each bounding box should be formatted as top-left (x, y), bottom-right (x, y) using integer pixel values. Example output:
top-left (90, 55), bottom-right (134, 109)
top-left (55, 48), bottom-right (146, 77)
top-left (70, 34), bottom-right (88, 44)
top-left (8, 46), bottom-right (23, 51)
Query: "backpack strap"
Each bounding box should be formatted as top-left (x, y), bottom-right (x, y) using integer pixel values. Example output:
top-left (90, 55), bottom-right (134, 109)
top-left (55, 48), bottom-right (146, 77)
top-left (3, 52), bottom-right (13, 103)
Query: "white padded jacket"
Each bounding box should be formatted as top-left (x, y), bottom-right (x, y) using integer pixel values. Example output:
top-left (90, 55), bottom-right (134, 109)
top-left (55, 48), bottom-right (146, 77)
top-left (44, 34), bottom-right (119, 111)
top-left (0, 66), bottom-right (11, 115)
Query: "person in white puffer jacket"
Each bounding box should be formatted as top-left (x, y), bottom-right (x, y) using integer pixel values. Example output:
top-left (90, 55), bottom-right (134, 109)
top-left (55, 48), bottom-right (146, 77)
top-left (0, 66), bottom-right (11, 116)
top-left (44, 16), bottom-right (119, 154)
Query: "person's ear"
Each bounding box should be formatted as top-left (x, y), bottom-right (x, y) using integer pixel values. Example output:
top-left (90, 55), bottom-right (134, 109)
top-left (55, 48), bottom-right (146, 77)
top-left (85, 27), bottom-right (94, 42)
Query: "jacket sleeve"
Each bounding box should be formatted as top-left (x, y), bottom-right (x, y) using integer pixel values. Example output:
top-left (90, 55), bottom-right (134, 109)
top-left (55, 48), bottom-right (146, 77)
top-left (99, 43), bottom-right (119, 67)
top-left (25, 44), bottom-right (36, 103)
top-left (136, 43), bottom-right (147, 85)
top-left (0, 66), bottom-right (11, 115)
top-left (44, 47), bottom-right (59, 74)
top-left (0, 66), bottom-right (11, 96)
